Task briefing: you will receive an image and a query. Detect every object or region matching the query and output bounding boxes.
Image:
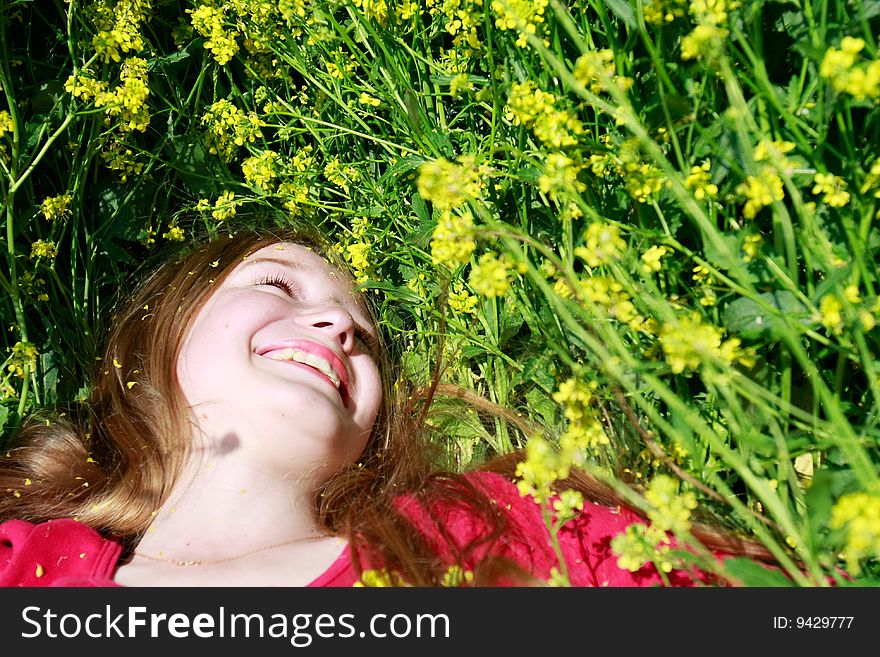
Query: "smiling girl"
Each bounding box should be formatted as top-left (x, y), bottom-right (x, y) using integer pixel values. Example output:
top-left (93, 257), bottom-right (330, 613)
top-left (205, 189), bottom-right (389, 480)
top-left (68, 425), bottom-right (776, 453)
top-left (0, 225), bottom-right (767, 587)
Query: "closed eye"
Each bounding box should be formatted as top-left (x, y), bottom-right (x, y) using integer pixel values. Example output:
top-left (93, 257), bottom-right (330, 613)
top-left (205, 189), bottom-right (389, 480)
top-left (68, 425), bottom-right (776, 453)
top-left (354, 326), bottom-right (380, 357)
top-left (257, 274), bottom-right (297, 297)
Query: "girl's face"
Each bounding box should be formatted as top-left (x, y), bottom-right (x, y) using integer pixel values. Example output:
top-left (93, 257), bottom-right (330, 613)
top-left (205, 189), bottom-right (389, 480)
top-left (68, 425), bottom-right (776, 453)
top-left (175, 242), bottom-right (383, 473)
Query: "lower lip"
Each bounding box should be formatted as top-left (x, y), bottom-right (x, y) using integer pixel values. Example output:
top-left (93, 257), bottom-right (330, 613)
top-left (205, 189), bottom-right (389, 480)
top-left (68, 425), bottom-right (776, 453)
top-left (266, 358), bottom-right (347, 403)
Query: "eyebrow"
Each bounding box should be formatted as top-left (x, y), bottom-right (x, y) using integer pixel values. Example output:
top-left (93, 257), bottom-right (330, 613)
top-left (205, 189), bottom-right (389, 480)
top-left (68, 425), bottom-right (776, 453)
top-left (242, 257), bottom-right (305, 271)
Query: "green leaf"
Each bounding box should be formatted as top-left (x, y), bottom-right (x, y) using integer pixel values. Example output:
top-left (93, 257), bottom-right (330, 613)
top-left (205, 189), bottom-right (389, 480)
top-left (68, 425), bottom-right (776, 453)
top-left (411, 192), bottom-right (430, 227)
top-left (0, 405), bottom-right (8, 435)
top-left (722, 291), bottom-right (812, 337)
top-left (701, 233), bottom-right (740, 269)
top-left (40, 350), bottom-right (59, 407)
top-left (603, 0), bottom-right (636, 28)
top-left (804, 468), bottom-right (833, 555)
top-left (722, 557), bottom-right (795, 586)
top-left (525, 386), bottom-right (557, 426)
top-left (355, 280), bottom-right (424, 304)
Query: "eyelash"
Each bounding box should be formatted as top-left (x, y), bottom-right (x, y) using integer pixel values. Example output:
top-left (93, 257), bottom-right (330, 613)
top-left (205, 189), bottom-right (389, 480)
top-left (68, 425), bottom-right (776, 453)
top-left (354, 326), bottom-right (379, 354)
top-left (257, 274), bottom-right (297, 296)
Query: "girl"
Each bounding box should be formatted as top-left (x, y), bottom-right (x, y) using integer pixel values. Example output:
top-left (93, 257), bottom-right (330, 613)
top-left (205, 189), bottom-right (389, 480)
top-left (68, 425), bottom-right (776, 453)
top-left (0, 225), bottom-right (764, 587)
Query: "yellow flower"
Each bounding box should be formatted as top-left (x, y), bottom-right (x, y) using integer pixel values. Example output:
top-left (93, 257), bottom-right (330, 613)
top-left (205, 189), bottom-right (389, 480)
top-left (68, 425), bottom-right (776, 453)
top-left (573, 49), bottom-right (632, 95)
top-left (211, 191), bottom-right (240, 222)
top-left (189, 4), bottom-right (239, 65)
top-left (30, 240), bottom-right (58, 259)
top-left (736, 166), bottom-right (785, 219)
top-left (201, 99), bottom-right (263, 163)
top-left (430, 210), bottom-right (477, 267)
top-left (448, 285), bottom-right (479, 314)
top-left (574, 222), bottom-right (627, 268)
top-left (40, 194), bottom-right (73, 222)
top-left (417, 157), bottom-right (483, 210)
top-left (0, 110), bottom-right (14, 138)
top-left (163, 225), bottom-right (185, 242)
top-left (468, 252), bottom-right (511, 298)
top-left (7, 341), bottom-right (38, 379)
top-left (491, 0), bottom-right (548, 48)
top-left (355, 568), bottom-right (409, 587)
top-left (358, 92), bottom-right (381, 107)
top-left (818, 294), bottom-right (844, 335)
top-left (611, 523), bottom-right (673, 573)
top-left (505, 81), bottom-right (584, 148)
top-left (440, 565), bottom-right (474, 587)
top-left (659, 312), bottom-right (743, 373)
top-left (644, 474), bottom-right (697, 534)
top-left (742, 234), bottom-right (764, 262)
top-left (242, 150), bottom-right (281, 192)
top-left (812, 172), bottom-right (851, 208)
top-left (681, 24), bottom-right (728, 61)
top-left (684, 161), bottom-right (718, 200)
top-left (538, 152), bottom-right (586, 201)
top-left (345, 241), bottom-right (372, 283)
top-left (830, 490), bottom-right (880, 574)
top-left (640, 245), bottom-right (669, 274)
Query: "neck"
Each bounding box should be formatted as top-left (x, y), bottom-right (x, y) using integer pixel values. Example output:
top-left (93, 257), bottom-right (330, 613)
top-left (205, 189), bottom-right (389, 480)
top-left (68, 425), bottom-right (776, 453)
top-left (133, 447), bottom-right (331, 563)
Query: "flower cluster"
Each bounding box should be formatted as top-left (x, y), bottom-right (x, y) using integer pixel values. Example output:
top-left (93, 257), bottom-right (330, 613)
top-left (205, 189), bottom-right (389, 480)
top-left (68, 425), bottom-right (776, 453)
top-left (340, 217), bottom-right (374, 284)
top-left (644, 474), bottom-right (698, 534)
top-left (89, 0), bottom-right (152, 63)
top-left (684, 160), bottom-right (718, 201)
top-left (820, 37), bottom-right (880, 102)
top-left (490, 0), bottom-right (548, 48)
top-left (830, 489), bottom-right (880, 574)
top-left (201, 99), bottom-right (264, 163)
top-left (30, 240), bottom-right (58, 260)
top-left (812, 172), bottom-right (851, 208)
top-left (659, 312), bottom-right (745, 373)
top-left (590, 137), bottom-right (667, 204)
top-left (196, 190), bottom-right (241, 222)
top-left (468, 252), bottom-right (513, 298)
top-left (641, 245), bottom-right (670, 274)
top-left (430, 210), bottom-right (477, 267)
top-left (538, 152), bottom-right (586, 203)
top-left (189, 3), bottom-right (239, 65)
top-left (242, 150), bottom-right (282, 192)
top-left (578, 276), bottom-right (648, 332)
top-left (610, 522), bottom-right (675, 573)
top-left (574, 222), bottom-right (627, 268)
top-left (552, 377), bottom-right (609, 453)
top-left (736, 167), bottom-right (785, 220)
top-left (417, 156), bottom-right (483, 210)
top-left (40, 194), bottom-right (73, 222)
top-left (680, 0), bottom-right (739, 61)
top-left (573, 49), bottom-right (633, 96)
top-left (447, 283), bottom-right (479, 315)
top-left (0, 110), bottom-right (13, 139)
top-left (505, 81), bottom-right (585, 149)
top-left (6, 341), bottom-right (38, 379)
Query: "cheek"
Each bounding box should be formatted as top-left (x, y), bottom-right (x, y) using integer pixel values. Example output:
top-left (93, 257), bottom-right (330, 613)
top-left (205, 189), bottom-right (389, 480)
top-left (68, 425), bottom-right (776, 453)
top-left (359, 365), bottom-right (384, 426)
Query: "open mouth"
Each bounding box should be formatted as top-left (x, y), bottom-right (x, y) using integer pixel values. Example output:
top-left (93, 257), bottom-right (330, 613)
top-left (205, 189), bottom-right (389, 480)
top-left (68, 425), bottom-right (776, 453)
top-left (259, 345), bottom-right (351, 405)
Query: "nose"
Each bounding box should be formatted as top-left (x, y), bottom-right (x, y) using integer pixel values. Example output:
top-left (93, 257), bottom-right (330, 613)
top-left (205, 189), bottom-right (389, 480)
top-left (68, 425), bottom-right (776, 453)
top-left (296, 303), bottom-right (356, 352)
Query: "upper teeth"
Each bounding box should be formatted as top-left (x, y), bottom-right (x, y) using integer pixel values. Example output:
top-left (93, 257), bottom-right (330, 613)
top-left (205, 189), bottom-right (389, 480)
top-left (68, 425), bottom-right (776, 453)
top-left (268, 348), bottom-right (341, 388)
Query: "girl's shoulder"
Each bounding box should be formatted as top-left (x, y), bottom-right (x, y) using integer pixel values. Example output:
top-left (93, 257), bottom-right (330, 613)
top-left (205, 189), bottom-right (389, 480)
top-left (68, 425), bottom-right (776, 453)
top-left (0, 518), bottom-right (122, 587)
top-left (395, 469), bottom-right (677, 586)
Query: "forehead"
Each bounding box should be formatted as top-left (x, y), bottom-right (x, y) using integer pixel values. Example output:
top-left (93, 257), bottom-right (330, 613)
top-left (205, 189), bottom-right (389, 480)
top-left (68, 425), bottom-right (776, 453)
top-left (238, 242), bottom-right (337, 274)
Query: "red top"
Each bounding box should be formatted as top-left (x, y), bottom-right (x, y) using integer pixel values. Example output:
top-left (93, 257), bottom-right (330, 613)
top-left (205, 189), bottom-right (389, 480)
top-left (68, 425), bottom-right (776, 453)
top-left (0, 471), bottom-right (699, 587)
